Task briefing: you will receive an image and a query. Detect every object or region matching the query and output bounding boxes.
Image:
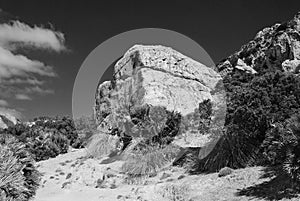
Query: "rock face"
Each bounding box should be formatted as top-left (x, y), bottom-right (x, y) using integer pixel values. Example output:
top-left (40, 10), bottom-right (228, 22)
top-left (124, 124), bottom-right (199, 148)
top-left (0, 113), bottom-right (17, 129)
top-left (94, 45), bottom-right (225, 145)
top-left (217, 12), bottom-right (300, 76)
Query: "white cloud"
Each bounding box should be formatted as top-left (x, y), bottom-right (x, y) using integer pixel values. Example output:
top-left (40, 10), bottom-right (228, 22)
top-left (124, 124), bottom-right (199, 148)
top-left (0, 17), bottom-right (66, 110)
top-left (0, 99), bottom-right (8, 107)
top-left (0, 19), bottom-right (65, 80)
top-left (2, 77), bottom-right (45, 85)
top-left (0, 21), bottom-right (66, 52)
top-left (25, 86), bottom-right (54, 95)
top-left (15, 94), bottom-right (32, 100)
top-left (0, 46), bottom-right (56, 78)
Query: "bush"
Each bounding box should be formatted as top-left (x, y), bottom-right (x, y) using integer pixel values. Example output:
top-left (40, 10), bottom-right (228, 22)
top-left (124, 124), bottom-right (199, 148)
top-left (28, 129), bottom-right (69, 161)
top-left (4, 116), bottom-right (81, 161)
top-left (193, 124), bottom-right (259, 173)
top-left (86, 132), bottom-right (120, 159)
top-left (192, 70), bottom-right (300, 173)
top-left (263, 115), bottom-right (300, 185)
top-left (121, 142), bottom-right (180, 177)
top-left (262, 122), bottom-right (295, 166)
top-left (0, 144), bottom-right (25, 201)
top-left (113, 104), bottom-right (182, 146)
top-left (33, 116), bottom-right (79, 147)
top-left (0, 134), bottom-right (40, 200)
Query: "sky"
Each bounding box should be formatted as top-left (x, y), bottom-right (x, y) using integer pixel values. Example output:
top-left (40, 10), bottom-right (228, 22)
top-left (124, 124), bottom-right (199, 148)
top-left (0, 0), bottom-right (299, 121)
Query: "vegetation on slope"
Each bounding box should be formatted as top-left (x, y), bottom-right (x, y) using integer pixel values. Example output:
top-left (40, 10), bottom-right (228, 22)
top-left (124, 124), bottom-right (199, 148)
top-left (0, 134), bottom-right (40, 201)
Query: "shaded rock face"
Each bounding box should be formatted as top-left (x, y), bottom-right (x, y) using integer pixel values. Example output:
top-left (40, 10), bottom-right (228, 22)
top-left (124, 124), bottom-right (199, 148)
top-left (95, 45), bottom-right (225, 146)
top-left (0, 113), bottom-right (17, 129)
top-left (217, 12), bottom-right (300, 76)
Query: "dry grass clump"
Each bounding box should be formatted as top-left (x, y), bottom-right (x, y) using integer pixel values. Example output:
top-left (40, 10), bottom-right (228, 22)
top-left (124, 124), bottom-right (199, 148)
top-left (0, 135), bottom-right (40, 201)
top-left (154, 183), bottom-right (192, 201)
top-left (121, 141), bottom-right (181, 177)
top-left (86, 132), bottom-right (120, 159)
top-left (0, 144), bottom-right (26, 201)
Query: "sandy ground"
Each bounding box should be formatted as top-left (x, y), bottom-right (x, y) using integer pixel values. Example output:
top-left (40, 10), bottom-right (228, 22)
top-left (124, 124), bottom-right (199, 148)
top-left (33, 149), bottom-right (300, 201)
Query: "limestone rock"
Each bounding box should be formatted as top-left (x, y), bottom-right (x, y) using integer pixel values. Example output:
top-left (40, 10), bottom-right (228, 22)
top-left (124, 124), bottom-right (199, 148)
top-left (217, 11), bottom-right (300, 76)
top-left (95, 45), bottom-right (225, 146)
top-left (235, 59), bottom-right (257, 74)
top-left (282, 59), bottom-right (300, 73)
top-left (0, 113), bottom-right (17, 129)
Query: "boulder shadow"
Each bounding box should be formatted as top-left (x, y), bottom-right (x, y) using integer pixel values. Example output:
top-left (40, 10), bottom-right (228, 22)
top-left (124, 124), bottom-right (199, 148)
top-left (236, 166), bottom-right (300, 200)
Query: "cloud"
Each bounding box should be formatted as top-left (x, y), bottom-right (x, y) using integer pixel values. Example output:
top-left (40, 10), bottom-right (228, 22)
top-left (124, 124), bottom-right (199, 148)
top-left (15, 94), bottom-right (32, 100)
top-left (25, 86), bottom-right (54, 95)
top-left (0, 11), bottom-right (67, 119)
top-left (0, 99), bottom-right (8, 107)
top-left (2, 77), bottom-right (45, 85)
top-left (0, 21), bottom-right (66, 52)
top-left (0, 15), bottom-right (66, 108)
top-left (0, 46), bottom-right (56, 78)
top-left (0, 18), bottom-right (65, 80)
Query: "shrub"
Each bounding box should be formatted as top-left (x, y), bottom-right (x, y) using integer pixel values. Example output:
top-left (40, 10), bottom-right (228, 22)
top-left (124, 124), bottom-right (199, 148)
top-left (86, 132), bottom-right (120, 159)
top-left (218, 167), bottom-right (234, 177)
top-left (0, 144), bottom-right (25, 201)
top-left (113, 104), bottom-right (182, 146)
top-left (192, 70), bottom-right (300, 173)
top-left (121, 142), bottom-right (180, 177)
top-left (28, 130), bottom-right (69, 161)
top-left (262, 122), bottom-right (295, 165)
top-left (4, 116), bottom-right (81, 161)
top-left (280, 115), bottom-right (300, 186)
top-left (0, 134), bottom-right (40, 200)
top-left (193, 124), bottom-right (259, 173)
top-left (9, 126), bottom-right (70, 161)
top-left (33, 116), bottom-right (79, 147)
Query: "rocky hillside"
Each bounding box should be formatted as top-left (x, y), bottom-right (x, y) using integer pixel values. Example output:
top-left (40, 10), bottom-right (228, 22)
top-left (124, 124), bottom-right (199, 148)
top-left (217, 12), bottom-right (300, 76)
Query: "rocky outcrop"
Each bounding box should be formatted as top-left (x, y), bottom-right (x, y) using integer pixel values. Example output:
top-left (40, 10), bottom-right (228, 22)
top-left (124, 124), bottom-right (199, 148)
top-left (217, 12), bottom-right (300, 76)
top-left (0, 113), bottom-right (17, 129)
top-left (95, 45), bottom-right (225, 146)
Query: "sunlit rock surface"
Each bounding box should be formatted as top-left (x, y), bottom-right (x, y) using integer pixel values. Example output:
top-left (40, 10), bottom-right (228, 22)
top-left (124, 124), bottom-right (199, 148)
top-left (95, 45), bottom-right (225, 146)
top-left (217, 12), bottom-right (300, 76)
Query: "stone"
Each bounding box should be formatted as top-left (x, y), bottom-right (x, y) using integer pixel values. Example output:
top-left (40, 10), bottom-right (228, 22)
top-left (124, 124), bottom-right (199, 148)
top-left (0, 113), bottom-right (17, 129)
top-left (282, 59), bottom-right (300, 73)
top-left (235, 59), bottom-right (257, 74)
top-left (218, 167), bottom-right (234, 177)
top-left (94, 45), bottom-right (226, 147)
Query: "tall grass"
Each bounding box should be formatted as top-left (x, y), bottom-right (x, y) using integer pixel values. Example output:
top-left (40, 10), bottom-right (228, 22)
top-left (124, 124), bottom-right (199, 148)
top-left (121, 141), bottom-right (180, 177)
top-left (0, 144), bottom-right (26, 201)
top-left (86, 132), bottom-right (120, 159)
top-left (0, 135), bottom-right (40, 201)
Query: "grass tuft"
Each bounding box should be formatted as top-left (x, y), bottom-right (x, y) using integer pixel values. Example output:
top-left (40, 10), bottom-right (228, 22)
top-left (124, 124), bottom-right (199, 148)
top-left (0, 134), bottom-right (40, 201)
top-left (121, 141), bottom-right (180, 177)
top-left (86, 132), bottom-right (120, 159)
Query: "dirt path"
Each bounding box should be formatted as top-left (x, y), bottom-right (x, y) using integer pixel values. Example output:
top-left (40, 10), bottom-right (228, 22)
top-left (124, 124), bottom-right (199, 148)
top-left (33, 149), bottom-right (300, 201)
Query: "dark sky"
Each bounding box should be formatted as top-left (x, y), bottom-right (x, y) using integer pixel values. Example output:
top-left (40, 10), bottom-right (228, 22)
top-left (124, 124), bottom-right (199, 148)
top-left (0, 0), bottom-right (300, 120)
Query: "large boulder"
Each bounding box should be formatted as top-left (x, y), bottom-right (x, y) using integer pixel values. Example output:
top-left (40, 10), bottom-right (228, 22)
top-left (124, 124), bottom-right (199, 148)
top-left (217, 11), bottom-right (300, 76)
top-left (94, 45), bottom-right (225, 146)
